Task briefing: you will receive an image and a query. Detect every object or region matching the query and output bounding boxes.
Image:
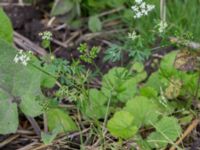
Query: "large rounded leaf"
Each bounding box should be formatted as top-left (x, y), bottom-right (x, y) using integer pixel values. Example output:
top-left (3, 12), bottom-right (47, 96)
top-left (0, 90), bottom-right (18, 134)
top-left (107, 111), bottom-right (138, 139)
top-left (124, 96), bottom-right (160, 127)
top-left (47, 108), bottom-right (77, 133)
top-left (147, 117), bottom-right (182, 149)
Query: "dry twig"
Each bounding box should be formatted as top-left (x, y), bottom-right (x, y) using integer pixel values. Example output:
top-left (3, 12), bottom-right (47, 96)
top-left (169, 118), bottom-right (200, 150)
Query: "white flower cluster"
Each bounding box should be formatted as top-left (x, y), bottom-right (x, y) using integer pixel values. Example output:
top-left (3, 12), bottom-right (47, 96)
top-left (128, 31), bottom-right (140, 40)
top-left (131, 0), bottom-right (155, 19)
top-left (158, 21), bottom-right (168, 33)
top-left (39, 31), bottom-right (52, 40)
top-left (14, 50), bottom-right (31, 66)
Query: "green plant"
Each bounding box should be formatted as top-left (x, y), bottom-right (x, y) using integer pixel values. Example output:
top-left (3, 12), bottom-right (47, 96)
top-left (0, 8), bottom-right (13, 43)
top-left (78, 43), bottom-right (100, 63)
top-left (0, 9), bottom-right (77, 136)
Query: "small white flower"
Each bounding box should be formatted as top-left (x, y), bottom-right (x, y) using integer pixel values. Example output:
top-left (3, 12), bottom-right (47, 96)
top-left (158, 21), bottom-right (168, 33)
top-left (135, 0), bottom-right (143, 4)
top-left (132, 1), bottom-right (155, 19)
top-left (128, 31), bottom-right (139, 40)
top-left (131, 6), bottom-right (138, 12)
top-left (140, 2), bottom-right (146, 9)
top-left (147, 4), bottom-right (155, 11)
top-left (14, 50), bottom-right (31, 66)
top-left (39, 31), bottom-right (52, 40)
top-left (136, 12), bottom-right (143, 18)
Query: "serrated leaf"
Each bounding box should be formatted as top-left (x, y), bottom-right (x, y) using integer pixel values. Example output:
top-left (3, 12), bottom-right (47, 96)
top-left (51, 0), bottom-right (74, 16)
top-left (46, 108), bottom-right (77, 133)
top-left (0, 8), bottom-right (13, 43)
top-left (107, 111), bottom-right (138, 139)
top-left (147, 117), bottom-right (182, 149)
top-left (101, 67), bottom-right (137, 102)
top-left (0, 90), bottom-right (18, 134)
top-left (140, 86), bottom-right (158, 99)
top-left (88, 15), bottom-right (102, 32)
top-left (124, 96), bottom-right (160, 127)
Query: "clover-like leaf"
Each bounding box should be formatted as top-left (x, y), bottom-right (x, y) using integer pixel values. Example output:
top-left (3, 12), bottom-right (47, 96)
top-left (147, 117), bottom-right (182, 149)
top-left (107, 111), bottom-right (138, 139)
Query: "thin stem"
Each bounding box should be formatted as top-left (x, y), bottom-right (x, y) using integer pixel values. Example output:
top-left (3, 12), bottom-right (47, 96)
top-left (160, 0), bottom-right (166, 22)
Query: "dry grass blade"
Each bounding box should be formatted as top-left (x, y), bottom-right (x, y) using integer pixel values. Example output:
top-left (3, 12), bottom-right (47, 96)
top-left (0, 134), bottom-right (19, 148)
top-left (169, 118), bottom-right (200, 150)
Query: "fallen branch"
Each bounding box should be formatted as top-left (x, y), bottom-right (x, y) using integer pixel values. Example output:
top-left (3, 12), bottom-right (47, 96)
top-left (170, 37), bottom-right (200, 50)
top-left (14, 31), bottom-right (47, 56)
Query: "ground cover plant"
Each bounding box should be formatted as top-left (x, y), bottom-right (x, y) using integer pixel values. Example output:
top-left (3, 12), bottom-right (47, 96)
top-left (0, 0), bottom-right (200, 149)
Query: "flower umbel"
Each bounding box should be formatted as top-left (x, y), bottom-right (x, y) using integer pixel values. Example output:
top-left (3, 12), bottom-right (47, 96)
top-left (128, 31), bottom-right (140, 40)
top-left (158, 20), bottom-right (168, 33)
top-left (131, 0), bottom-right (155, 19)
top-left (39, 31), bottom-right (52, 40)
top-left (14, 50), bottom-right (31, 66)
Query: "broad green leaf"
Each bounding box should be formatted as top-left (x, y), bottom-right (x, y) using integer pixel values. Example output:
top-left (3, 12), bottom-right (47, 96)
top-left (107, 111), bottom-right (138, 139)
top-left (13, 67), bottom-right (43, 116)
top-left (46, 108), bottom-right (77, 133)
top-left (132, 62), bottom-right (144, 73)
top-left (82, 89), bottom-right (108, 119)
top-left (0, 39), bottom-right (54, 133)
top-left (147, 117), bottom-right (182, 149)
top-left (124, 96), bottom-right (160, 127)
top-left (140, 86), bottom-right (158, 99)
top-left (0, 90), bottom-right (18, 134)
top-left (51, 0), bottom-right (74, 16)
top-left (0, 8), bottom-right (13, 43)
top-left (145, 72), bottom-right (162, 91)
top-left (88, 15), bottom-right (102, 32)
top-left (101, 67), bottom-right (137, 102)
top-left (159, 51), bottom-right (178, 77)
